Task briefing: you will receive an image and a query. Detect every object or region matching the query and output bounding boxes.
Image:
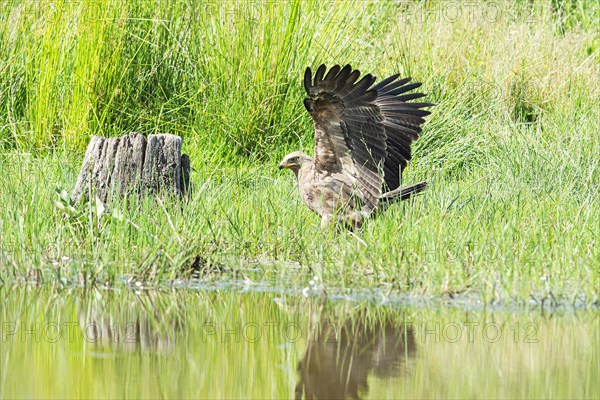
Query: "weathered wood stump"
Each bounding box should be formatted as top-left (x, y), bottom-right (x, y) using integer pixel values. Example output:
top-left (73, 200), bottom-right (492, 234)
top-left (71, 133), bottom-right (190, 204)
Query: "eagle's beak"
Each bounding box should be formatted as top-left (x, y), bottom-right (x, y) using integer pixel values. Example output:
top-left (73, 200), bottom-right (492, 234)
top-left (278, 163), bottom-right (287, 170)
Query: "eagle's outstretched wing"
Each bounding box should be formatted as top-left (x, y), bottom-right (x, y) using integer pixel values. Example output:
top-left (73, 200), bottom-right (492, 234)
top-left (303, 64), bottom-right (432, 209)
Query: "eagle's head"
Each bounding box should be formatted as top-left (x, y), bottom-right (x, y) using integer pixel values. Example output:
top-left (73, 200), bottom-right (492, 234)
top-left (279, 151), bottom-right (312, 177)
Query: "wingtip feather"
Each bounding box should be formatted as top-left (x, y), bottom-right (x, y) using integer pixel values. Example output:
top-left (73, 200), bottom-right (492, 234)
top-left (314, 64), bottom-right (327, 84)
top-left (304, 67), bottom-right (313, 93)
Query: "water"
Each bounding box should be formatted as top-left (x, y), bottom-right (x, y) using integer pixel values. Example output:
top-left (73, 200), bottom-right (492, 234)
top-left (1, 286), bottom-right (598, 399)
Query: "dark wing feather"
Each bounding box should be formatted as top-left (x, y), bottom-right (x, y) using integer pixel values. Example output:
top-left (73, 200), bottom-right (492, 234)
top-left (304, 64), bottom-right (433, 208)
top-left (304, 64), bottom-right (384, 209)
top-left (373, 74), bottom-right (433, 191)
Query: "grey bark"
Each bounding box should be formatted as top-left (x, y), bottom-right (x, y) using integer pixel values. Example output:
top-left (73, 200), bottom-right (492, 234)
top-left (71, 133), bottom-right (190, 204)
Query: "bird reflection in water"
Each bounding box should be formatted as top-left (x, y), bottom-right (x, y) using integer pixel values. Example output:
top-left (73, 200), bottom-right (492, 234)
top-left (295, 307), bottom-right (416, 400)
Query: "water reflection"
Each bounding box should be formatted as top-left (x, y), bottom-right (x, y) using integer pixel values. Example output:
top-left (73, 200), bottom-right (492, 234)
top-left (1, 287), bottom-right (597, 399)
top-left (77, 290), bottom-right (182, 353)
top-left (295, 306), bottom-right (416, 400)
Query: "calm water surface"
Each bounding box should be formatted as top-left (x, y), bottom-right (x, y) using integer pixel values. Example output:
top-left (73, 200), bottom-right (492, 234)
top-left (0, 287), bottom-right (598, 399)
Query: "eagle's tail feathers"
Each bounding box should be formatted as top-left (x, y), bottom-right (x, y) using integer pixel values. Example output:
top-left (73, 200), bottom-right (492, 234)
top-left (380, 181), bottom-right (428, 203)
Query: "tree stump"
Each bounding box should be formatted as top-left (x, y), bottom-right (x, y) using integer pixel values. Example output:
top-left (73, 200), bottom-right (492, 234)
top-left (71, 133), bottom-right (190, 204)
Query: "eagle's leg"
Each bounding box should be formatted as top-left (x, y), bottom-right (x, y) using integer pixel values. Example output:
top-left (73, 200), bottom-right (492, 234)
top-left (343, 211), bottom-right (364, 231)
top-left (320, 211), bottom-right (364, 231)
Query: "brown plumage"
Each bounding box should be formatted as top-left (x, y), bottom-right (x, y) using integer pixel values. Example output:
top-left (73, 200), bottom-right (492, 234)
top-left (279, 64), bottom-right (433, 229)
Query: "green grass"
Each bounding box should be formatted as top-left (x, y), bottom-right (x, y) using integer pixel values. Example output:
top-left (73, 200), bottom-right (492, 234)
top-left (0, 0), bottom-right (599, 306)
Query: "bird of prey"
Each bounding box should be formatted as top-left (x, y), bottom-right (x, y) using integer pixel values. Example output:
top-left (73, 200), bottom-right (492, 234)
top-left (279, 64), bottom-right (433, 229)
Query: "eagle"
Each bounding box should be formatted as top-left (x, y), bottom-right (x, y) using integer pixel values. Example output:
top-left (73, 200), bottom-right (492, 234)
top-left (279, 64), bottom-right (433, 229)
